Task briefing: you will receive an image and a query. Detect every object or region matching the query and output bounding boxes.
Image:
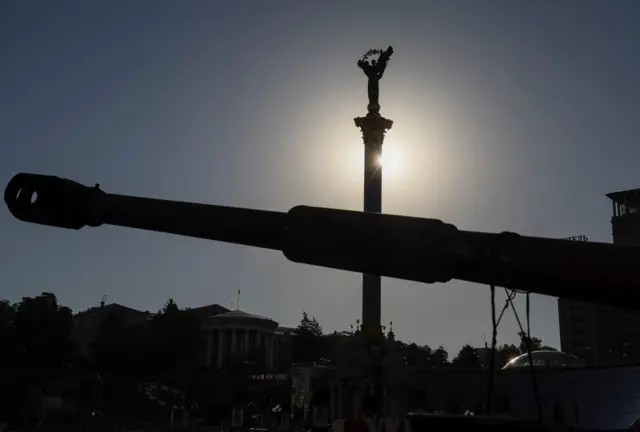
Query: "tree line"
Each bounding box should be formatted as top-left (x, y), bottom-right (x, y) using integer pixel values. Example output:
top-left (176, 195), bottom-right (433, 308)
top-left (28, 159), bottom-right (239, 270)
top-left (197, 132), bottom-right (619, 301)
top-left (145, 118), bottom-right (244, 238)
top-left (0, 293), bottom-right (557, 426)
top-left (0, 293), bottom-right (557, 377)
top-left (292, 311), bottom-right (557, 372)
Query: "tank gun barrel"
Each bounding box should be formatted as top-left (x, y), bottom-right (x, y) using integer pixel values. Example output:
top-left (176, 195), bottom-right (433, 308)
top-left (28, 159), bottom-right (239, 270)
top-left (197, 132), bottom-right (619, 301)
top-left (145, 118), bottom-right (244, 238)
top-left (4, 173), bottom-right (285, 250)
top-left (5, 173), bottom-right (640, 310)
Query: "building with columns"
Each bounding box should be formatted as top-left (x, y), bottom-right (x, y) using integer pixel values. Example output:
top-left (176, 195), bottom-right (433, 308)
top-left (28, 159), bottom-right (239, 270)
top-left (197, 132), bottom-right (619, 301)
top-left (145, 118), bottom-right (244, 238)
top-left (203, 310), bottom-right (280, 371)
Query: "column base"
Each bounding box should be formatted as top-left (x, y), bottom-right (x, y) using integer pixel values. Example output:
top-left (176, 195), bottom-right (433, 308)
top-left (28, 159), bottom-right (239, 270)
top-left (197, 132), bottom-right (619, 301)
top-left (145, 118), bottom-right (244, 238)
top-left (360, 324), bottom-right (383, 341)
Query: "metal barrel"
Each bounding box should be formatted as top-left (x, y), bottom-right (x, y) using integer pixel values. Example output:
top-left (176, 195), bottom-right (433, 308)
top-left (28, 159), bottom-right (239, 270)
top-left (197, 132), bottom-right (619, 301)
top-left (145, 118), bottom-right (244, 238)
top-left (282, 206), bottom-right (640, 310)
top-left (5, 173), bottom-right (640, 310)
top-left (4, 173), bottom-right (285, 250)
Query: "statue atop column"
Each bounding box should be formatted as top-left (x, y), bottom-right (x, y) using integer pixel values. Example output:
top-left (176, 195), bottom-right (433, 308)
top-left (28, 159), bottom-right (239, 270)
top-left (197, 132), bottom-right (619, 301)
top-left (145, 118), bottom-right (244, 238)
top-left (357, 46), bottom-right (394, 113)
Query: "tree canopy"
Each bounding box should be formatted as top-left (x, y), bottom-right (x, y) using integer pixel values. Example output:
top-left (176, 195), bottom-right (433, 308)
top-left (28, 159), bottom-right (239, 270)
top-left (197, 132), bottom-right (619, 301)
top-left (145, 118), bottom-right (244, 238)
top-left (0, 293), bottom-right (558, 375)
top-left (452, 345), bottom-right (482, 371)
top-left (292, 311), bottom-right (324, 364)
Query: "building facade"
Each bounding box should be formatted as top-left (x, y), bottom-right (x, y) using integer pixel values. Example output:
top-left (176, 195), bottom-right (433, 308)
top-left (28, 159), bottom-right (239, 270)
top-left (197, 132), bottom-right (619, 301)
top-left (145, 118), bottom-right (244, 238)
top-left (411, 363), bottom-right (640, 430)
top-left (71, 303), bottom-right (154, 358)
top-left (202, 310), bottom-right (280, 371)
top-left (558, 188), bottom-right (640, 365)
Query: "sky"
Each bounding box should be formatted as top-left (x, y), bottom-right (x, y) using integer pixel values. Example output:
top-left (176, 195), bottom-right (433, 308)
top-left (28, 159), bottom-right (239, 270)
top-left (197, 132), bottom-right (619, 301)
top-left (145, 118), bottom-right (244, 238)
top-left (1, 1), bottom-right (640, 355)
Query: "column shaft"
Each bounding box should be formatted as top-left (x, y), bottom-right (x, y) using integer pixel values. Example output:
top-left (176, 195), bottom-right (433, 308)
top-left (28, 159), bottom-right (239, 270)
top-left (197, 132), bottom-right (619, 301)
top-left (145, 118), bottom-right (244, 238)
top-left (355, 113), bottom-right (392, 338)
top-left (244, 329), bottom-right (251, 353)
top-left (231, 329), bottom-right (238, 355)
top-left (205, 330), bottom-right (213, 369)
top-left (217, 328), bottom-right (225, 369)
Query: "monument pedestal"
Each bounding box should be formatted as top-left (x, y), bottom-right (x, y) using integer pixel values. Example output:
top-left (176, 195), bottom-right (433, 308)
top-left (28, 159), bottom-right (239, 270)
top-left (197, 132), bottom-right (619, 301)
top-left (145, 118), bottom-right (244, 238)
top-left (332, 330), bottom-right (407, 420)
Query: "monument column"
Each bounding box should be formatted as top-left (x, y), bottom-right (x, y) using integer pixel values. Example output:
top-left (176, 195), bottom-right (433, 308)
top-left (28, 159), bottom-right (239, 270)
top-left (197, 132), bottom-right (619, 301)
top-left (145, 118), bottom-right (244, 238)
top-left (354, 46), bottom-right (394, 339)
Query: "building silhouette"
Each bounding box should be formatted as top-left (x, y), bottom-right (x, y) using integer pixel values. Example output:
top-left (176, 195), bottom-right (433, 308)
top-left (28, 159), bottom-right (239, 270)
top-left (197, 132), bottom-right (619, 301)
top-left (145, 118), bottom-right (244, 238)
top-left (71, 303), bottom-right (154, 358)
top-left (202, 310), bottom-right (287, 371)
top-left (558, 188), bottom-right (640, 365)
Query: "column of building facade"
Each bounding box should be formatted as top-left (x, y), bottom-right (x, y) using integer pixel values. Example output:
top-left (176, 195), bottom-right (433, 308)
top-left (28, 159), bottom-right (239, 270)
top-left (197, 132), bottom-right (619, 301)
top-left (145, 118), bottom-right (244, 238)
top-left (244, 328), bottom-right (251, 352)
top-left (264, 333), bottom-right (272, 371)
top-left (217, 328), bottom-right (225, 369)
top-left (231, 329), bottom-right (238, 355)
top-left (337, 381), bottom-right (343, 419)
top-left (271, 333), bottom-right (276, 371)
top-left (209, 326), bottom-right (278, 370)
top-left (205, 330), bottom-right (213, 368)
top-left (329, 383), bottom-right (336, 421)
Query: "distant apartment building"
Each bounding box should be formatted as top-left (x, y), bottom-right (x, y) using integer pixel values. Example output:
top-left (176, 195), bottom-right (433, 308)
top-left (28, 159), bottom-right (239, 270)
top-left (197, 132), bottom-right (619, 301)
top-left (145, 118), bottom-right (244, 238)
top-left (558, 188), bottom-right (640, 365)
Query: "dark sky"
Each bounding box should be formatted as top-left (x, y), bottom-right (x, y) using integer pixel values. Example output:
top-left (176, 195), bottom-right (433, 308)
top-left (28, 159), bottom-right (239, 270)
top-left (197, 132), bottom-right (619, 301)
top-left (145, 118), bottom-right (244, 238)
top-left (2, 1), bottom-right (639, 353)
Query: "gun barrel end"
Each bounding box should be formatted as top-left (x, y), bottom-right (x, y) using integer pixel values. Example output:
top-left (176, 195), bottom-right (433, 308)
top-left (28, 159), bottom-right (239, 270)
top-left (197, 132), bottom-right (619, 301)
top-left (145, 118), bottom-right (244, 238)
top-left (4, 173), bottom-right (98, 230)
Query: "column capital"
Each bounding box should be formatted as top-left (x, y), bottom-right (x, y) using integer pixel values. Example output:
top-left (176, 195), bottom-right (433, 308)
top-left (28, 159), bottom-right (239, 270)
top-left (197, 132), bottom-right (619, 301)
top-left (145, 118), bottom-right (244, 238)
top-left (354, 113), bottom-right (393, 148)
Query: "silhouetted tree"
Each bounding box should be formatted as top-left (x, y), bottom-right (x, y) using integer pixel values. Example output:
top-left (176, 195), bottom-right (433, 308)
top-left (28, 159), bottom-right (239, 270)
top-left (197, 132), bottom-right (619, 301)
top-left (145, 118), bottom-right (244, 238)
top-left (0, 300), bottom-right (16, 365)
top-left (429, 345), bottom-right (450, 370)
top-left (149, 299), bottom-right (202, 374)
top-left (451, 345), bottom-right (481, 371)
top-left (0, 294), bottom-right (75, 428)
top-left (296, 312), bottom-right (323, 337)
top-left (92, 312), bottom-right (148, 374)
top-left (518, 331), bottom-right (543, 353)
top-left (495, 344), bottom-right (520, 368)
top-left (397, 342), bottom-right (450, 371)
top-left (9, 292), bottom-right (74, 370)
top-left (91, 298), bottom-right (203, 376)
top-left (400, 343), bottom-right (431, 369)
top-left (293, 311), bottom-right (324, 363)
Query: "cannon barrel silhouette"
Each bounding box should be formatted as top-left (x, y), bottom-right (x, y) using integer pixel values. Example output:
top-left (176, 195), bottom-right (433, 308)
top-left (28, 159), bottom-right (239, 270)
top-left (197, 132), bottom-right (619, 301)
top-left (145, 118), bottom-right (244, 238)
top-left (5, 172), bottom-right (639, 310)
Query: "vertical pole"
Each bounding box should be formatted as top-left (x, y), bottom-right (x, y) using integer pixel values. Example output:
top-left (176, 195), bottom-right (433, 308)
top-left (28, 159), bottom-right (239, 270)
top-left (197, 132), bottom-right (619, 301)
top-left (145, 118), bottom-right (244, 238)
top-left (354, 113), bottom-right (393, 339)
top-left (363, 140), bottom-right (382, 338)
top-left (355, 112), bottom-right (392, 419)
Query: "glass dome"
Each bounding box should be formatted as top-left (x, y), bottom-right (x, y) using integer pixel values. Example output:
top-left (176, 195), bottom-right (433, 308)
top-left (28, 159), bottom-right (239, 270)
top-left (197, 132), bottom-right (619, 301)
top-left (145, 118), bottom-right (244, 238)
top-left (502, 350), bottom-right (586, 370)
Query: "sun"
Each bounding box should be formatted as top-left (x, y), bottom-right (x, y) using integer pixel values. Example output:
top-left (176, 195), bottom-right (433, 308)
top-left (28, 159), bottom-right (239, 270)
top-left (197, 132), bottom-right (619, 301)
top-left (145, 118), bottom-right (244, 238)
top-left (375, 146), bottom-right (405, 179)
top-left (354, 135), bottom-right (407, 180)
top-left (378, 149), bottom-right (402, 172)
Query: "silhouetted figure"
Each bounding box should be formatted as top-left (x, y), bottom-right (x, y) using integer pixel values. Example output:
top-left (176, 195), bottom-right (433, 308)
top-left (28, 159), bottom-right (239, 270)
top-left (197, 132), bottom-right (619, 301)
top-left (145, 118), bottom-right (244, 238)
top-left (358, 46), bottom-right (394, 109)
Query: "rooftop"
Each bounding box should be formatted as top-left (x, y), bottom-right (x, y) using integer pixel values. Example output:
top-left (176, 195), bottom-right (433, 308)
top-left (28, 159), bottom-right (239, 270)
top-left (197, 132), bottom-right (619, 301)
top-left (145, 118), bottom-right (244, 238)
top-left (189, 303), bottom-right (229, 320)
top-left (74, 303), bottom-right (153, 320)
top-left (214, 309), bottom-right (275, 321)
top-left (502, 350), bottom-right (585, 370)
top-left (606, 188), bottom-right (640, 202)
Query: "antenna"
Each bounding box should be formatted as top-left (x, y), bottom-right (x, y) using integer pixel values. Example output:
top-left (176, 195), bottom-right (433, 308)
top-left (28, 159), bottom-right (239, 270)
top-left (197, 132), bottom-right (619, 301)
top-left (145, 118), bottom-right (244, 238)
top-left (237, 289), bottom-right (241, 311)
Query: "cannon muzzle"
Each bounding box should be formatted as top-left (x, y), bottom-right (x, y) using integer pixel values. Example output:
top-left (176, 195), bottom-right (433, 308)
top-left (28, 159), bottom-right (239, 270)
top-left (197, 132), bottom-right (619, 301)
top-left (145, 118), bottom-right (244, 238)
top-left (4, 173), bottom-right (105, 230)
top-left (4, 173), bottom-right (286, 250)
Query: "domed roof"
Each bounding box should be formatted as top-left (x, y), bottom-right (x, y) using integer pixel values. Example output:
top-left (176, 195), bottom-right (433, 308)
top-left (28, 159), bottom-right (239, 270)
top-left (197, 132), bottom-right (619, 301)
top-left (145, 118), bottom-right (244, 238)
top-left (203, 309), bottom-right (279, 330)
top-left (502, 350), bottom-right (585, 370)
top-left (214, 310), bottom-right (273, 321)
